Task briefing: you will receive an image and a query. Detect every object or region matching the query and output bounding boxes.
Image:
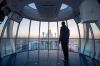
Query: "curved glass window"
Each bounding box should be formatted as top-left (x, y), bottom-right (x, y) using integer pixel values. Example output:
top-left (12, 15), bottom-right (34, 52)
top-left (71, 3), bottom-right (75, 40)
top-left (90, 23), bottom-right (100, 39)
top-left (84, 29), bottom-right (92, 56)
top-left (1, 17), bottom-right (99, 62)
top-left (67, 19), bottom-right (79, 52)
top-left (0, 16), bottom-right (8, 37)
top-left (49, 22), bottom-right (57, 38)
top-left (1, 26), bottom-right (7, 57)
top-left (67, 19), bottom-right (79, 38)
top-left (30, 20), bottom-right (39, 38)
top-left (29, 20), bottom-right (39, 50)
top-left (17, 18), bottom-right (30, 37)
top-left (40, 22), bottom-right (48, 50)
top-left (1, 19), bottom-right (16, 57)
top-left (49, 22), bottom-right (58, 50)
top-left (40, 22), bottom-right (48, 38)
top-left (58, 21), bottom-right (63, 50)
top-left (91, 23), bottom-right (100, 61)
top-left (16, 18), bottom-right (30, 52)
top-left (78, 23), bottom-right (85, 53)
top-left (78, 23), bottom-right (84, 38)
top-left (13, 21), bottom-right (18, 38)
top-left (2, 27), bottom-right (7, 38)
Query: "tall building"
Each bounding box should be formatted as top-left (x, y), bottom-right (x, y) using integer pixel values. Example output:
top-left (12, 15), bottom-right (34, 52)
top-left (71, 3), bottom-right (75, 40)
top-left (45, 30), bottom-right (53, 38)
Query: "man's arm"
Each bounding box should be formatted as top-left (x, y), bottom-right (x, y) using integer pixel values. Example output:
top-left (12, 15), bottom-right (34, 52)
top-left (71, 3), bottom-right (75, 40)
top-left (59, 28), bottom-right (61, 43)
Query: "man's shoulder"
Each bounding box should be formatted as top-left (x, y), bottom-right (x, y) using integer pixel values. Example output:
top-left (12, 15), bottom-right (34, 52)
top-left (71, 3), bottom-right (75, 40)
top-left (61, 26), bottom-right (68, 29)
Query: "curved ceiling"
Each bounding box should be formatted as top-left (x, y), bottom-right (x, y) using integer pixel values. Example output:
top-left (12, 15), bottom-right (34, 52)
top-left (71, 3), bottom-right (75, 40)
top-left (6, 0), bottom-right (83, 22)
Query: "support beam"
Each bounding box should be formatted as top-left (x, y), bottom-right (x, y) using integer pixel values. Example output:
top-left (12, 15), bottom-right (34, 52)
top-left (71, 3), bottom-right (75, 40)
top-left (7, 20), bottom-right (15, 53)
top-left (0, 18), bottom-right (9, 58)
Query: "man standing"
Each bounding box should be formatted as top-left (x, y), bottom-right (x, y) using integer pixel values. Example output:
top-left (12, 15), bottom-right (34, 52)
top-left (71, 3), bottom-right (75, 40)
top-left (59, 21), bottom-right (70, 62)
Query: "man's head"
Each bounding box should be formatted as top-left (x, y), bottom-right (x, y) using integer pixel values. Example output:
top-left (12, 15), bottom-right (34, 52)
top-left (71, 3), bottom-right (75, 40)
top-left (61, 21), bottom-right (65, 26)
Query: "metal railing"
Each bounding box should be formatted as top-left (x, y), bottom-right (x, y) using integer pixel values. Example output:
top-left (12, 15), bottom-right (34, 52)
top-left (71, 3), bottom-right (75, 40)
top-left (0, 38), bottom-right (100, 62)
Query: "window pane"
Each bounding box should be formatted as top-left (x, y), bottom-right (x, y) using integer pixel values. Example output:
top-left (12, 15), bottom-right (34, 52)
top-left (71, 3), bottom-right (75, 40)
top-left (67, 19), bottom-right (79, 52)
top-left (17, 18), bottom-right (29, 37)
top-left (58, 21), bottom-right (62, 50)
top-left (78, 23), bottom-right (84, 38)
top-left (50, 22), bottom-right (57, 38)
top-left (29, 20), bottom-right (39, 50)
top-left (49, 22), bottom-right (58, 49)
top-left (13, 22), bottom-right (18, 38)
top-left (40, 22), bottom-right (48, 49)
top-left (2, 27), bottom-right (7, 38)
top-left (67, 19), bottom-right (79, 38)
top-left (30, 20), bottom-right (39, 38)
top-left (0, 16), bottom-right (8, 37)
top-left (16, 18), bottom-right (30, 52)
top-left (84, 26), bottom-right (93, 57)
top-left (91, 23), bottom-right (100, 60)
top-left (78, 23), bottom-right (85, 53)
top-left (40, 22), bottom-right (48, 38)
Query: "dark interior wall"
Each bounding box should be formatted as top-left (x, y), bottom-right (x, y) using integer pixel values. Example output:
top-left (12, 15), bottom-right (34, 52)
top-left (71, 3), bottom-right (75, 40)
top-left (97, 0), bottom-right (100, 4)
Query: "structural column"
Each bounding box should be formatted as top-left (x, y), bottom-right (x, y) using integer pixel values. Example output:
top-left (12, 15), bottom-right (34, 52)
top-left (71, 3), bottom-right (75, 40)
top-left (7, 20), bottom-right (15, 53)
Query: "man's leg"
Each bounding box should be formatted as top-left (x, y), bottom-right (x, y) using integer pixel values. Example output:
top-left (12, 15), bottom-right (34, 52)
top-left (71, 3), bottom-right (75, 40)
top-left (64, 44), bottom-right (68, 61)
top-left (61, 42), bottom-right (69, 61)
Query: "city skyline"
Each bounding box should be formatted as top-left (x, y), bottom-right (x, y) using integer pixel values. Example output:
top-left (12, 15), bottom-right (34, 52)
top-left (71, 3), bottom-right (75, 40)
top-left (0, 18), bottom-right (100, 39)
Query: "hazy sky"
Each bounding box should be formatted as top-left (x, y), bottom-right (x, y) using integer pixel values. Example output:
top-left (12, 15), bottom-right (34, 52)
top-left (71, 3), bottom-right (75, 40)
top-left (0, 18), bottom-right (100, 39)
top-left (16, 19), bottom-right (80, 38)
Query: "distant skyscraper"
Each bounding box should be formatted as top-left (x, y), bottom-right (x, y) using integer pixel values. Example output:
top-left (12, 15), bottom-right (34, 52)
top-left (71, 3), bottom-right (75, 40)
top-left (42, 32), bottom-right (45, 38)
top-left (45, 30), bottom-right (53, 38)
top-left (54, 33), bottom-right (56, 38)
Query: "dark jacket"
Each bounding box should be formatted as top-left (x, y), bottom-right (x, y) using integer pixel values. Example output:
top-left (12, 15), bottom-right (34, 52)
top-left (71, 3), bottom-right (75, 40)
top-left (59, 25), bottom-right (70, 44)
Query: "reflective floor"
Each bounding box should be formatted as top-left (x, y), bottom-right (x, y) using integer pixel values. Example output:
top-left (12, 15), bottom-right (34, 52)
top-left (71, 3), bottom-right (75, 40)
top-left (0, 50), bottom-right (100, 66)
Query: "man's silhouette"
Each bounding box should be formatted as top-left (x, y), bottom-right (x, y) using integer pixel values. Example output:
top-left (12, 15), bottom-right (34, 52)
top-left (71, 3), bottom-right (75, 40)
top-left (59, 21), bottom-right (70, 62)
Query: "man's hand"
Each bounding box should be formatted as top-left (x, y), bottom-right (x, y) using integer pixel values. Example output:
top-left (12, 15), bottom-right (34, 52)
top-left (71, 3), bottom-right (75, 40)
top-left (58, 39), bottom-right (60, 43)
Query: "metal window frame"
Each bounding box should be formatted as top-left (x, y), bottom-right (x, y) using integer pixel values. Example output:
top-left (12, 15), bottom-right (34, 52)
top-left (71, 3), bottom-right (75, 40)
top-left (66, 20), bottom-right (68, 27)
top-left (47, 21), bottom-right (50, 66)
top-left (57, 21), bottom-right (60, 64)
top-left (83, 23), bottom-right (89, 54)
top-left (83, 23), bottom-right (95, 58)
top-left (37, 21), bottom-right (41, 65)
top-left (6, 20), bottom-right (15, 54)
top-left (26, 20), bottom-right (32, 66)
top-left (73, 19), bottom-right (82, 53)
top-left (89, 24), bottom-right (95, 58)
top-left (0, 18), bottom-right (9, 58)
top-left (76, 23), bottom-right (81, 53)
top-left (14, 22), bottom-right (21, 53)
top-left (28, 20), bottom-right (32, 51)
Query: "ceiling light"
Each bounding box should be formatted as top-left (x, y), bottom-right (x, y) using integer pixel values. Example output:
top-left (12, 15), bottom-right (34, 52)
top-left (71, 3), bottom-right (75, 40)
top-left (60, 3), bottom-right (68, 10)
top-left (28, 3), bottom-right (37, 9)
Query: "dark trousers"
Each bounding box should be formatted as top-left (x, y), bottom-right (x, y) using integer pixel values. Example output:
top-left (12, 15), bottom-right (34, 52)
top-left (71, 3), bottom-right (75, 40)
top-left (61, 42), bottom-right (69, 61)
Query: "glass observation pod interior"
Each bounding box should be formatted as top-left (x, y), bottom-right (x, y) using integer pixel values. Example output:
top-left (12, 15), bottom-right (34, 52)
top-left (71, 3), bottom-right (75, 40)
top-left (0, 17), bottom-right (100, 61)
top-left (0, 0), bottom-right (100, 66)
